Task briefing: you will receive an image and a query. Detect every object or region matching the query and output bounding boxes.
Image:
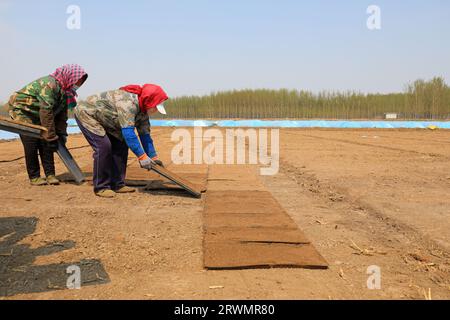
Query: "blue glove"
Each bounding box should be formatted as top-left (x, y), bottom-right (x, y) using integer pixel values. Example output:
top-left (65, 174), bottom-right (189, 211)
top-left (139, 133), bottom-right (157, 159)
top-left (121, 127), bottom-right (145, 158)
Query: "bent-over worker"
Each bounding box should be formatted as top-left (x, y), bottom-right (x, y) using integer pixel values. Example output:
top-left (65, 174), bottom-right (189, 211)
top-left (6, 64), bottom-right (88, 186)
top-left (74, 84), bottom-right (168, 198)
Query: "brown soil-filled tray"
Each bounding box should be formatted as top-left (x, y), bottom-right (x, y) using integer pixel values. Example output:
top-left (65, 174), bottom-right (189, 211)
top-left (204, 227), bottom-right (311, 244)
top-left (167, 172), bottom-right (207, 188)
top-left (144, 181), bottom-right (207, 193)
top-left (167, 164), bottom-right (209, 175)
top-left (206, 179), bottom-right (266, 191)
top-left (203, 166), bottom-right (328, 270)
top-left (208, 165), bottom-right (259, 179)
top-left (205, 191), bottom-right (286, 214)
top-left (124, 166), bottom-right (170, 186)
top-left (204, 241), bottom-right (328, 270)
top-left (204, 212), bottom-right (299, 229)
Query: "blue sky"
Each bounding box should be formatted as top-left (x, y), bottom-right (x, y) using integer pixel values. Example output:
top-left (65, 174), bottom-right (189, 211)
top-left (0, 0), bottom-right (449, 101)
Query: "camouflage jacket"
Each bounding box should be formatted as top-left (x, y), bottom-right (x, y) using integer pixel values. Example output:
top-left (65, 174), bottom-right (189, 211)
top-left (7, 76), bottom-right (69, 141)
top-left (74, 89), bottom-right (150, 141)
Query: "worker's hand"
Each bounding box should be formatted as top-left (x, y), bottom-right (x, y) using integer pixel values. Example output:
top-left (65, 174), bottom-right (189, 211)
top-left (138, 154), bottom-right (153, 170)
top-left (45, 140), bottom-right (59, 152)
top-left (151, 156), bottom-right (164, 167)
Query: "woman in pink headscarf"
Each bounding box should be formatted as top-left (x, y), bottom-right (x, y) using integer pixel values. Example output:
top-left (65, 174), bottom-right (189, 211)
top-left (7, 64), bottom-right (88, 186)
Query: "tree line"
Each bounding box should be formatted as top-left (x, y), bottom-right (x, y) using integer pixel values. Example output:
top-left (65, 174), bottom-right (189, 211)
top-left (1, 77), bottom-right (449, 120)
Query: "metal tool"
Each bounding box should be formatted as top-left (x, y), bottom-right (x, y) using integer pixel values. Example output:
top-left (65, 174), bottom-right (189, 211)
top-left (150, 163), bottom-right (202, 198)
top-left (55, 138), bottom-right (85, 184)
top-left (0, 116), bottom-right (85, 184)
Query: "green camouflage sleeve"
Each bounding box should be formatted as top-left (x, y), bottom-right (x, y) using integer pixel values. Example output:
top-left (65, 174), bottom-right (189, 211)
top-left (35, 78), bottom-right (58, 110)
top-left (114, 91), bottom-right (139, 128)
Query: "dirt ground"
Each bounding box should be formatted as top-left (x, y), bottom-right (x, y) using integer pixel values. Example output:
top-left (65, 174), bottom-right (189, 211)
top-left (0, 128), bottom-right (449, 300)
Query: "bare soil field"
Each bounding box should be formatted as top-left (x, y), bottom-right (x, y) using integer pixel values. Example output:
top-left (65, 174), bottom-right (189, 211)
top-left (0, 128), bottom-right (449, 300)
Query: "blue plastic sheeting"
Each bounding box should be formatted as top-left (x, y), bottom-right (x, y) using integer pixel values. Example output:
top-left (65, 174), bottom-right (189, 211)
top-left (1, 119), bottom-right (449, 140)
top-left (0, 125), bottom-right (82, 140)
top-left (66, 118), bottom-right (450, 129)
top-left (140, 119), bottom-right (450, 129)
top-left (0, 131), bottom-right (20, 140)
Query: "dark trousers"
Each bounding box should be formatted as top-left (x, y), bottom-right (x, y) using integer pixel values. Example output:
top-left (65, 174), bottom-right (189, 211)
top-left (75, 117), bottom-right (129, 192)
top-left (20, 135), bottom-right (55, 179)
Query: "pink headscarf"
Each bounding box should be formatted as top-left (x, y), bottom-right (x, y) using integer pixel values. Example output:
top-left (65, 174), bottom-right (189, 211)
top-left (50, 64), bottom-right (87, 108)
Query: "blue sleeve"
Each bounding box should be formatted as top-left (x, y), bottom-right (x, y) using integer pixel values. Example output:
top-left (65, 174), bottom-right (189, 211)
top-left (139, 133), bottom-right (157, 158)
top-left (121, 127), bottom-right (145, 157)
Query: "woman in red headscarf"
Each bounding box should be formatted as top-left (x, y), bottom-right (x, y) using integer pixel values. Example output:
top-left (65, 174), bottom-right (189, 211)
top-left (6, 64), bottom-right (88, 186)
top-left (74, 84), bottom-right (168, 198)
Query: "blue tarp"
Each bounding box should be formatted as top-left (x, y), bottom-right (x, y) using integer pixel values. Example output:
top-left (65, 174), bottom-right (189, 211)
top-left (1, 119), bottom-right (449, 140)
top-left (137, 119), bottom-right (450, 129)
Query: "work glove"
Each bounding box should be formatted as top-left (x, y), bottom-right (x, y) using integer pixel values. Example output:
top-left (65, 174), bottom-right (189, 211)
top-left (45, 140), bottom-right (59, 152)
top-left (138, 154), bottom-right (153, 171)
top-left (151, 156), bottom-right (164, 167)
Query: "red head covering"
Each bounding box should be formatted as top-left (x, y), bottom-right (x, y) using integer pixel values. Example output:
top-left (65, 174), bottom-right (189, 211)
top-left (120, 84), bottom-right (168, 113)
